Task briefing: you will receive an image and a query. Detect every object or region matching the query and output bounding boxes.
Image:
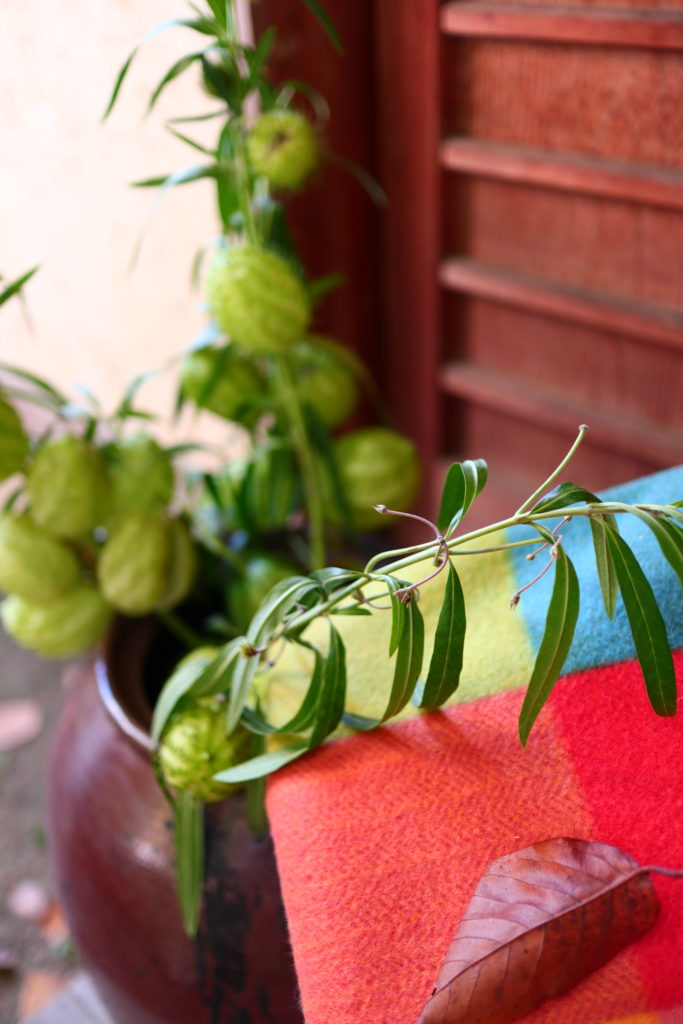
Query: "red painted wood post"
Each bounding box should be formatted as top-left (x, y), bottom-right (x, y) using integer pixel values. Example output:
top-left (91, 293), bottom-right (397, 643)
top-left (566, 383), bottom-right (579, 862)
top-left (252, 0), bottom-right (381, 378)
top-left (374, 0), bottom-right (443, 518)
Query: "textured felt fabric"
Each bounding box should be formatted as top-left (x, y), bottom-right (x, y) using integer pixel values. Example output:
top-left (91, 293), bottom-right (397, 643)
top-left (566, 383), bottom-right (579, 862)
top-left (265, 468), bottom-right (683, 1024)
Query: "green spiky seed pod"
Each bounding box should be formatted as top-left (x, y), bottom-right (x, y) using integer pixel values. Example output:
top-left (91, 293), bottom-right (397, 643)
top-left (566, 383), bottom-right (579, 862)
top-left (98, 513), bottom-right (196, 615)
top-left (158, 697), bottom-right (252, 802)
top-left (0, 395), bottom-right (29, 482)
top-left (98, 512), bottom-right (169, 615)
top-left (1, 583), bottom-right (112, 659)
top-left (205, 245), bottom-right (311, 356)
top-left (107, 434), bottom-right (175, 524)
top-left (331, 427), bottom-right (421, 531)
top-left (180, 345), bottom-right (262, 424)
top-left (290, 336), bottom-right (359, 430)
top-left (0, 514), bottom-right (81, 601)
top-left (247, 109), bottom-right (320, 192)
top-left (27, 435), bottom-right (109, 539)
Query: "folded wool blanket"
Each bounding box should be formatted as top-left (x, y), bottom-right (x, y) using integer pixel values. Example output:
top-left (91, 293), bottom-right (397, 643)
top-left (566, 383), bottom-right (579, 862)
top-left (266, 466), bottom-right (683, 1024)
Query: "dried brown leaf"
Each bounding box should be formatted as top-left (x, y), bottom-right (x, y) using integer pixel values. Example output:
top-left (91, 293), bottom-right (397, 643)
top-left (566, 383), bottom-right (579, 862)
top-left (418, 837), bottom-right (659, 1024)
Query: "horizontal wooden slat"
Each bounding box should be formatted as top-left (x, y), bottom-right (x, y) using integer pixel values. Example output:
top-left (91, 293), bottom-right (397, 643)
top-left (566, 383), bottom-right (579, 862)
top-left (439, 258), bottom-right (683, 350)
top-left (440, 137), bottom-right (683, 211)
top-left (438, 361), bottom-right (683, 465)
top-left (440, 3), bottom-right (683, 48)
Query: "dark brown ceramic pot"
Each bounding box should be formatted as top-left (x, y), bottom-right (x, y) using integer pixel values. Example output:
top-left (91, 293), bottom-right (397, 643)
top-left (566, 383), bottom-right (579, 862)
top-left (47, 617), bottom-right (303, 1024)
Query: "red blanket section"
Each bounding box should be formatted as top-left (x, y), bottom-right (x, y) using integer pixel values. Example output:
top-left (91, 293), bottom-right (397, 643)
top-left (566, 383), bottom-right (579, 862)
top-left (267, 651), bottom-right (683, 1024)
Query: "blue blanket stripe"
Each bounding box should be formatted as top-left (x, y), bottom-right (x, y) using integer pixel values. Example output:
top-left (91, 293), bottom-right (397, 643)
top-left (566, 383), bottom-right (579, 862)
top-left (508, 465), bottom-right (683, 675)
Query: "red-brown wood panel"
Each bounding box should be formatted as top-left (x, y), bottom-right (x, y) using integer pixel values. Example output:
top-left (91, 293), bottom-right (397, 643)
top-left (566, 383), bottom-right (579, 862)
top-left (443, 39), bottom-right (683, 167)
top-left (444, 179), bottom-right (683, 310)
top-left (374, 0), bottom-right (442, 512)
top-left (260, 2), bottom-right (683, 524)
top-left (432, 10), bottom-right (683, 517)
top-left (444, 295), bottom-right (683, 429)
top-left (253, 0), bottom-right (380, 374)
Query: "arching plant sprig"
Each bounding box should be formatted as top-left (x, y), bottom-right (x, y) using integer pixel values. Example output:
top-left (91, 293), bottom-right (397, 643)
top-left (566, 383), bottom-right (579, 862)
top-left (154, 424), bottom-right (683, 932)
top-left (155, 423), bottom-right (683, 773)
top-left (103, 0), bottom-right (388, 575)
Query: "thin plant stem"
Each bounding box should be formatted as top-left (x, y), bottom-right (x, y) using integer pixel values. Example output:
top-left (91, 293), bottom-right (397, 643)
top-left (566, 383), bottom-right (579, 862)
top-left (157, 610), bottom-right (205, 651)
top-left (516, 424), bottom-right (589, 515)
top-left (272, 356), bottom-right (327, 571)
top-left (283, 500), bottom-right (642, 637)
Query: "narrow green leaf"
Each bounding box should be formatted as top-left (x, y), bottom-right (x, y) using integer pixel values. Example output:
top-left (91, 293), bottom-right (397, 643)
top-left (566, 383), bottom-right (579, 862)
top-left (247, 576), bottom-right (320, 644)
top-left (174, 790), bottom-right (204, 937)
top-left (518, 549), bottom-right (580, 745)
top-left (103, 48), bottom-right (137, 120)
top-left (215, 741), bottom-right (308, 783)
top-left (331, 606), bottom-right (372, 617)
top-left (0, 363), bottom-right (68, 404)
top-left (216, 176), bottom-right (241, 233)
top-left (103, 18), bottom-right (216, 121)
top-left (664, 506), bottom-right (683, 529)
top-left (202, 471), bottom-right (225, 511)
top-left (627, 508), bottom-right (683, 594)
top-left (0, 266), bottom-right (39, 307)
top-left (308, 272), bottom-right (345, 304)
top-left (589, 517), bottom-right (620, 620)
top-left (223, 578), bottom-right (322, 731)
top-left (118, 409), bottom-right (156, 422)
top-left (113, 370), bottom-right (157, 420)
top-left (532, 482), bottom-right (603, 514)
top-left (204, 0), bottom-right (227, 29)
top-left (344, 593), bottom-right (425, 731)
top-left (164, 442), bottom-right (213, 457)
top-left (437, 459), bottom-right (488, 535)
top-left (2, 487), bottom-right (23, 513)
top-left (531, 484), bottom-right (619, 620)
top-left (165, 124), bottom-right (215, 157)
top-left (311, 566), bottom-right (361, 592)
top-left (299, 0), bottom-right (343, 51)
top-left (244, 27), bottom-right (277, 91)
top-left (243, 642), bottom-right (325, 737)
top-left (384, 592), bottom-right (425, 718)
top-left (386, 577), bottom-right (406, 657)
top-left (604, 527), bottom-right (677, 716)
top-left (168, 109), bottom-right (226, 125)
top-left (148, 52), bottom-right (204, 113)
top-left (415, 561), bottom-right (466, 709)
top-left (309, 622), bottom-right (347, 748)
top-left (202, 61), bottom-right (236, 109)
top-left (0, 386), bottom-right (63, 414)
top-left (245, 732), bottom-right (268, 835)
top-left (132, 163), bottom-right (219, 189)
top-left (151, 638), bottom-right (245, 744)
top-left (194, 345), bottom-right (230, 409)
top-left (227, 647), bottom-right (265, 734)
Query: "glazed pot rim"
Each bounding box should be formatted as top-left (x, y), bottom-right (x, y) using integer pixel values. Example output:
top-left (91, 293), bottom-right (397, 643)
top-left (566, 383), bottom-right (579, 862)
top-left (95, 615), bottom-right (156, 754)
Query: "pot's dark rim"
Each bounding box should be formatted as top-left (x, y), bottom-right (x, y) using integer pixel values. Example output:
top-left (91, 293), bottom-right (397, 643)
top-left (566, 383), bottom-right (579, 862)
top-left (95, 616), bottom-right (155, 754)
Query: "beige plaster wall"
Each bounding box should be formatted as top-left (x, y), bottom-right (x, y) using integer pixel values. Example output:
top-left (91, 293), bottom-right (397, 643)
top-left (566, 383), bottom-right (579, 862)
top-left (0, 0), bottom-right (240, 443)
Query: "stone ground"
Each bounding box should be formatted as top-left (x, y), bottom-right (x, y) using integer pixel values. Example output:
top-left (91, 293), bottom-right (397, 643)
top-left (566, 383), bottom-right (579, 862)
top-left (0, 633), bottom-right (80, 1023)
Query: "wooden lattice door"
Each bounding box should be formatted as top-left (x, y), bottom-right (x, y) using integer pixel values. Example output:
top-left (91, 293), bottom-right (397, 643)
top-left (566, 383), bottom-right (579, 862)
top-left (376, 0), bottom-right (683, 524)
